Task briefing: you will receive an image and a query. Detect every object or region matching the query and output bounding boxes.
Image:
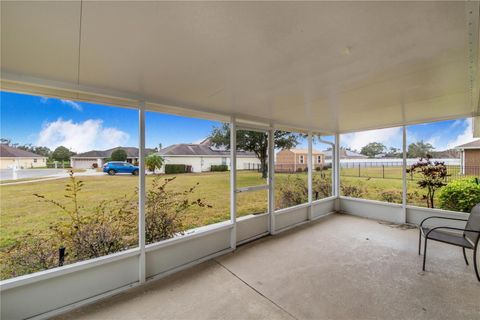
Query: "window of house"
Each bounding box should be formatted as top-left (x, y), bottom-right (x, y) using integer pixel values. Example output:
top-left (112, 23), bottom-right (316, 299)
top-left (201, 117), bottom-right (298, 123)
top-left (299, 155), bottom-right (304, 164)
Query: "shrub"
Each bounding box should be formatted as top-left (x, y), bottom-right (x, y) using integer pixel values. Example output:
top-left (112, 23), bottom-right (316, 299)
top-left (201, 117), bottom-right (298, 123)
top-left (406, 156), bottom-right (448, 208)
top-left (165, 164), bottom-right (187, 174)
top-left (322, 163), bottom-right (332, 170)
top-left (276, 175), bottom-right (308, 208)
top-left (296, 167), bottom-right (304, 173)
top-left (315, 166), bottom-right (322, 171)
top-left (380, 189), bottom-right (402, 203)
top-left (341, 184), bottom-right (364, 198)
top-left (92, 163), bottom-right (98, 169)
top-left (1, 172), bottom-right (210, 280)
top-left (312, 174), bottom-right (332, 200)
top-left (145, 154), bottom-right (164, 172)
top-left (211, 164), bottom-right (228, 172)
top-left (111, 149), bottom-right (128, 161)
top-left (1, 235), bottom-right (59, 279)
top-left (439, 179), bottom-right (480, 213)
top-left (33, 173), bottom-right (138, 261)
top-left (145, 176), bottom-right (211, 243)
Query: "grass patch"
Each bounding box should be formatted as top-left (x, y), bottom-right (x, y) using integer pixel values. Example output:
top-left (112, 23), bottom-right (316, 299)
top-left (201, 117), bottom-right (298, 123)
top-left (0, 171), bottom-right (296, 248)
top-left (1, 167), bottom-right (469, 250)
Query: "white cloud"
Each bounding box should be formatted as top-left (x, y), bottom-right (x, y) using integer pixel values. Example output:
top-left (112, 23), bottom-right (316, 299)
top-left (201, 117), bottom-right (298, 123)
top-left (341, 127), bottom-right (402, 151)
top-left (60, 99), bottom-right (82, 111)
top-left (37, 119), bottom-right (130, 153)
top-left (445, 118), bottom-right (475, 150)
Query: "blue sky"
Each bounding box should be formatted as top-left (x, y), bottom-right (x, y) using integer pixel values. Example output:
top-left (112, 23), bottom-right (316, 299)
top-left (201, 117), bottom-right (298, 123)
top-left (0, 91), bottom-right (475, 153)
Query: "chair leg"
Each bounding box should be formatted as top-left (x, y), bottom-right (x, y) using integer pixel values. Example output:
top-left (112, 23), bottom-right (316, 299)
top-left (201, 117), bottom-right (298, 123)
top-left (462, 247), bottom-right (469, 266)
top-left (418, 229), bottom-right (422, 255)
top-left (422, 238), bottom-right (428, 271)
top-left (474, 246), bottom-right (479, 282)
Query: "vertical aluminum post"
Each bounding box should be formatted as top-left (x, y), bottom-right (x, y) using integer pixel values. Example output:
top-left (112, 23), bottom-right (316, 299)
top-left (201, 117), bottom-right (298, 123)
top-left (307, 132), bottom-right (313, 219)
top-left (138, 102), bottom-right (146, 283)
top-left (230, 117), bottom-right (237, 250)
top-left (334, 134), bottom-right (341, 210)
top-left (402, 125), bottom-right (407, 223)
top-left (268, 127), bottom-right (275, 234)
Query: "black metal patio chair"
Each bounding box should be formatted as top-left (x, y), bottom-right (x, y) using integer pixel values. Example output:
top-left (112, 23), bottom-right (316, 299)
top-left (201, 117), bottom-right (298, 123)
top-left (419, 204), bottom-right (480, 281)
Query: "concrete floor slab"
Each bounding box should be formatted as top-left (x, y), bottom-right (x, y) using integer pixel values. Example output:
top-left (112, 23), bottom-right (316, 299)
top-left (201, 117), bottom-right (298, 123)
top-left (56, 213), bottom-right (480, 320)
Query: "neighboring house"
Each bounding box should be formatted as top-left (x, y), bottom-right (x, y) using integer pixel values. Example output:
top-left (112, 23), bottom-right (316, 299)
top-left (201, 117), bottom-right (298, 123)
top-left (0, 144), bottom-right (47, 169)
top-left (157, 138), bottom-right (260, 173)
top-left (456, 139), bottom-right (480, 176)
top-left (275, 149), bottom-right (325, 172)
top-left (71, 147), bottom-right (155, 169)
top-left (323, 148), bottom-right (368, 160)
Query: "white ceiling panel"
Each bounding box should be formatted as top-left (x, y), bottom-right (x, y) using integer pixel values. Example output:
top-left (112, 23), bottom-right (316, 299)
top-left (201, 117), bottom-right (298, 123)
top-left (1, 1), bottom-right (478, 133)
top-left (1, 1), bottom-right (81, 83)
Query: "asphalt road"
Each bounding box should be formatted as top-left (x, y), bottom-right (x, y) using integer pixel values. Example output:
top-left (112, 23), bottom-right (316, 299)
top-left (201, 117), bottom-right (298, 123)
top-left (0, 168), bottom-right (67, 181)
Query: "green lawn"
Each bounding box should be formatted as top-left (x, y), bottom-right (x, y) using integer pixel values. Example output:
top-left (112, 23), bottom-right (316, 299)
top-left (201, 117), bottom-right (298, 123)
top-left (0, 171), bottom-right (313, 248)
top-left (0, 166), bottom-right (470, 249)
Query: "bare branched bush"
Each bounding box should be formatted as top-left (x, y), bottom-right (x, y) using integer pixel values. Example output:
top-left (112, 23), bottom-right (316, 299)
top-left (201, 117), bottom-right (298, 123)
top-left (313, 173), bottom-right (332, 200)
top-left (1, 172), bottom-right (209, 280)
top-left (341, 184), bottom-right (365, 198)
top-left (276, 175), bottom-right (308, 208)
top-left (146, 176), bottom-right (211, 244)
top-left (1, 235), bottom-right (59, 279)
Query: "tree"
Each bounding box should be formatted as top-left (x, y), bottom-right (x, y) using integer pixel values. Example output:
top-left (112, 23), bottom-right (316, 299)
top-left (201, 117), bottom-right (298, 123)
top-left (360, 142), bottom-right (387, 158)
top-left (406, 156), bottom-right (448, 208)
top-left (111, 149), bottom-right (128, 161)
top-left (17, 144), bottom-right (52, 158)
top-left (52, 146), bottom-right (75, 162)
top-left (145, 154), bottom-right (164, 172)
top-left (407, 140), bottom-right (434, 158)
top-left (385, 147), bottom-right (401, 158)
top-left (210, 123), bottom-right (301, 178)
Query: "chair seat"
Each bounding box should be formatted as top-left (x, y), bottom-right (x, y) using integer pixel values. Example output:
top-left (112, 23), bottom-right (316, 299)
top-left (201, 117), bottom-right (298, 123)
top-left (421, 227), bottom-right (473, 248)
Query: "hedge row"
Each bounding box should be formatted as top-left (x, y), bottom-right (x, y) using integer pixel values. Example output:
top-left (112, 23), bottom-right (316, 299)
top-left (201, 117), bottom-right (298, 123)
top-left (211, 165), bottom-right (228, 172)
top-left (165, 164), bottom-right (191, 174)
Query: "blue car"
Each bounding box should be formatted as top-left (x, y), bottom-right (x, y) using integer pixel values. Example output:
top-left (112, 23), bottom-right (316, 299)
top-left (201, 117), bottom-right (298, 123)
top-left (103, 162), bottom-right (139, 176)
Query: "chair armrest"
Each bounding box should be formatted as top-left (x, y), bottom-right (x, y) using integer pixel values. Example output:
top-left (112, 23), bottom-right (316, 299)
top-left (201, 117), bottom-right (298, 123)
top-left (419, 216), bottom-right (468, 228)
top-left (425, 226), bottom-right (480, 237)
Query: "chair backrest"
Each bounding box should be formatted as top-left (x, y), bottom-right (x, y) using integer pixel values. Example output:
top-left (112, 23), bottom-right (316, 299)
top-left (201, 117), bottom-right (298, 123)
top-left (465, 203), bottom-right (480, 245)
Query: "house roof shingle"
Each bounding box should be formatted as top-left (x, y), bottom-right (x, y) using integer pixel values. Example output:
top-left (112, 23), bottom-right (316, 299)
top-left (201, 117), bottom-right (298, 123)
top-left (72, 147), bottom-right (155, 158)
top-left (456, 139), bottom-right (480, 149)
top-left (0, 144), bottom-right (46, 158)
top-left (157, 139), bottom-right (256, 157)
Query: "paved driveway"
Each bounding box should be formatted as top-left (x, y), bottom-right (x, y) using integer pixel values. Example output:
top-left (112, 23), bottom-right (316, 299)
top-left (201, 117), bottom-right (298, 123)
top-left (0, 169), bottom-right (67, 181)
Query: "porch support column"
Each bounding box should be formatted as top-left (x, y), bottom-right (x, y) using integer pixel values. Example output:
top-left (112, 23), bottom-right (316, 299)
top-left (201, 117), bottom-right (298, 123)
top-left (402, 125), bottom-right (407, 223)
top-left (268, 126), bottom-right (276, 234)
top-left (307, 131), bottom-right (313, 219)
top-left (230, 117), bottom-right (237, 250)
top-left (334, 133), bottom-right (340, 211)
top-left (138, 102), bottom-right (146, 283)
